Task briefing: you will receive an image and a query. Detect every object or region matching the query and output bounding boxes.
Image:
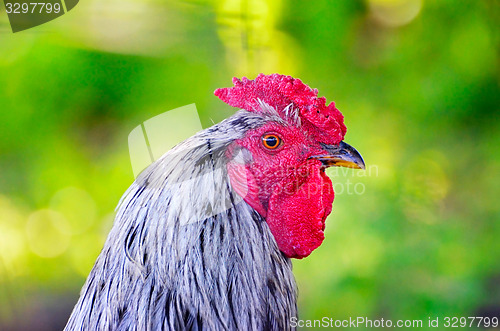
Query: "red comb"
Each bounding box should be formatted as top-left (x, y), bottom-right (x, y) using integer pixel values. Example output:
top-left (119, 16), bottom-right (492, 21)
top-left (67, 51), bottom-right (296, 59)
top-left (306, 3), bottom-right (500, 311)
top-left (214, 73), bottom-right (346, 144)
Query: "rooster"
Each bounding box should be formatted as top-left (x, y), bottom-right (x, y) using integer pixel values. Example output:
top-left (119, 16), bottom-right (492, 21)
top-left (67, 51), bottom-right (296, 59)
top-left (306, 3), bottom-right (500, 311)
top-left (64, 74), bottom-right (365, 330)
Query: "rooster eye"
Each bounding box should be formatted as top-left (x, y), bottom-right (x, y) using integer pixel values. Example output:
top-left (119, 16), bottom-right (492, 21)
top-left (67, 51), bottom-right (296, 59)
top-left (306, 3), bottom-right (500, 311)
top-left (262, 134), bottom-right (282, 150)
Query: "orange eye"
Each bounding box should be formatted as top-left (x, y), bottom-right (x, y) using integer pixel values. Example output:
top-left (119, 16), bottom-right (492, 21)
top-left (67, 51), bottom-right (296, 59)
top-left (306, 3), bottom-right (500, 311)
top-left (262, 134), bottom-right (282, 150)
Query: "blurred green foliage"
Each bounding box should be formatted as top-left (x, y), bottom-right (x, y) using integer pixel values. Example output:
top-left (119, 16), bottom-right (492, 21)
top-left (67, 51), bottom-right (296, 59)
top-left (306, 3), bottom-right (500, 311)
top-left (0, 0), bottom-right (499, 330)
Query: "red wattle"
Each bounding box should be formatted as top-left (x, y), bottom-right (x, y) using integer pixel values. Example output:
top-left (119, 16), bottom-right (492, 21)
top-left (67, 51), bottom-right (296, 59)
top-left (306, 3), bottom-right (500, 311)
top-left (266, 161), bottom-right (334, 258)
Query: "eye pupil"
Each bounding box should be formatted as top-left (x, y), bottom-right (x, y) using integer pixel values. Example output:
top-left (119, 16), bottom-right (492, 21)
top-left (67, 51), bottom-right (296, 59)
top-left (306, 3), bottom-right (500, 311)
top-left (266, 137), bottom-right (277, 146)
top-left (262, 134), bottom-right (281, 149)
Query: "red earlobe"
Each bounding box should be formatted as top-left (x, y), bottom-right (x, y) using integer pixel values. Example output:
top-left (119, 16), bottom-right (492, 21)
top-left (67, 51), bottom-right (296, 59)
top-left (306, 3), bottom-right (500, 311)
top-left (227, 160), bottom-right (267, 217)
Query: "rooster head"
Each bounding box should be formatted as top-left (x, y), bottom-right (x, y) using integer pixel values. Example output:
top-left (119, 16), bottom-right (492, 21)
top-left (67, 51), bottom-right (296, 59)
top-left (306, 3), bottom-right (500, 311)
top-left (215, 74), bottom-right (364, 259)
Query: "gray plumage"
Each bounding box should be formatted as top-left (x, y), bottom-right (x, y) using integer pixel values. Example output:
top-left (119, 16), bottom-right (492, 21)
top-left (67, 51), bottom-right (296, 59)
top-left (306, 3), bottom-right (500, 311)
top-left (64, 109), bottom-right (298, 331)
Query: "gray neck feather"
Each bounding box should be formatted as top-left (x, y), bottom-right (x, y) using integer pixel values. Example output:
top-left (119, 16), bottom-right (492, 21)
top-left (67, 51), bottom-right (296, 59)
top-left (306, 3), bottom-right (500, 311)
top-left (64, 110), bottom-right (298, 331)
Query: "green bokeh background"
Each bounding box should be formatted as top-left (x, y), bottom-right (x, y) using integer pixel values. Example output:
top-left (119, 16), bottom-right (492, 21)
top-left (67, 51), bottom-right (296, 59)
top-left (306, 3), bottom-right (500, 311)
top-left (0, 0), bottom-right (499, 330)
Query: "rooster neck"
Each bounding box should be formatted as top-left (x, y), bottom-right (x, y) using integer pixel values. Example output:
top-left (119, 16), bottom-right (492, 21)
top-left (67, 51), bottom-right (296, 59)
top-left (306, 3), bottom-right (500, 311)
top-left (66, 201), bottom-right (298, 330)
top-left (65, 111), bottom-right (299, 330)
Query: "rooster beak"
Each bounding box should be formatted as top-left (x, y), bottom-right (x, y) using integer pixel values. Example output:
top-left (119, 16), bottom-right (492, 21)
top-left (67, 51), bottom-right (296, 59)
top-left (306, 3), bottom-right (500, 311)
top-left (310, 141), bottom-right (365, 170)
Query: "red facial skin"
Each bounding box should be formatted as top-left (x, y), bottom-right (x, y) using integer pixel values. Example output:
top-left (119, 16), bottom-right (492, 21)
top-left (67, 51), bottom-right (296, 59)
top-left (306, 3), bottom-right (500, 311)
top-left (227, 122), bottom-right (335, 259)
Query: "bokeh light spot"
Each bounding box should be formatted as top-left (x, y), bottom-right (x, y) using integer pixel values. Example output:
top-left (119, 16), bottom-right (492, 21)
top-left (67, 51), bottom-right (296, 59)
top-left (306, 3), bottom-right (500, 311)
top-left (402, 150), bottom-right (450, 223)
top-left (50, 187), bottom-right (97, 235)
top-left (0, 196), bottom-right (28, 275)
top-left (368, 0), bottom-right (422, 27)
top-left (450, 20), bottom-right (496, 79)
top-left (25, 210), bottom-right (71, 258)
